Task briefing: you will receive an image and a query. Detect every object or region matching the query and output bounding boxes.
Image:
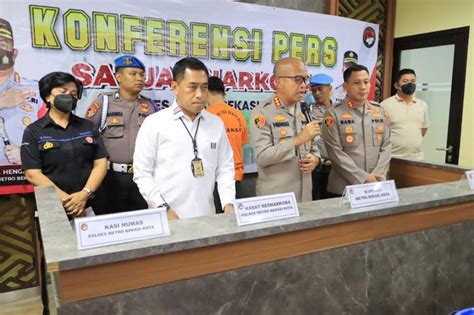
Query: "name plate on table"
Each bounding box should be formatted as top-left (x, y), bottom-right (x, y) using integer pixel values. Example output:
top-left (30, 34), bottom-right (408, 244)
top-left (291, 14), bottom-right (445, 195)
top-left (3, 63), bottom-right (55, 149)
top-left (234, 192), bottom-right (299, 226)
top-left (74, 208), bottom-right (170, 250)
top-left (346, 180), bottom-right (399, 209)
top-left (466, 170), bottom-right (474, 189)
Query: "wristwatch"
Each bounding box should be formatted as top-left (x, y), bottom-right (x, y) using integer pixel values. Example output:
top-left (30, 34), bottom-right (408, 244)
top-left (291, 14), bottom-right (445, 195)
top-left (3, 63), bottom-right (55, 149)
top-left (82, 187), bottom-right (95, 200)
top-left (158, 203), bottom-right (171, 212)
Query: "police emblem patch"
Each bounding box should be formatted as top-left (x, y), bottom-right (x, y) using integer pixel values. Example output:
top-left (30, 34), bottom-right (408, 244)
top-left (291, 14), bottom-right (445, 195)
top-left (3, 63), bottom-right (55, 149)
top-left (140, 103), bottom-right (149, 112)
top-left (324, 116), bottom-right (334, 128)
top-left (345, 126), bottom-right (353, 133)
top-left (377, 126), bottom-right (384, 132)
top-left (377, 134), bottom-right (383, 142)
top-left (254, 114), bottom-right (266, 129)
top-left (111, 118), bottom-right (120, 125)
top-left (87, 102), bottom-right (100, 118)
top-left (123, 57), bottom-right (132, 65)
top-left (346, 135), bottom-right (354, 143)
top-left (280, 129), bottom-right (288, 136)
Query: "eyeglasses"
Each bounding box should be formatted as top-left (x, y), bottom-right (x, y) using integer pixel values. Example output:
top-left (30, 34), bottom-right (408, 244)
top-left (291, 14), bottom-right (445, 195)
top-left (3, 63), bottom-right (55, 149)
top-left (278, 75), bottom-right (311, 85)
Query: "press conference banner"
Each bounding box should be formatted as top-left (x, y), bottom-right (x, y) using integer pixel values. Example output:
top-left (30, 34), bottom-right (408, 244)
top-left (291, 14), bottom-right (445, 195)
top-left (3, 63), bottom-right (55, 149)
top-left (0, 0), bottom-right (378, 194)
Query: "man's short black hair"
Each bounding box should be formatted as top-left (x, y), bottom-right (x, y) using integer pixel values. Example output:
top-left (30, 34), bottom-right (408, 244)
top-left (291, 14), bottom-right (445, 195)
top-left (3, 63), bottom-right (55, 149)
top-left (208, 76), bottom-right (225, 94)
top-left (343, 64), bottom-right (369, 82)
top-left (172, 57), bottom-right (209, 82)
top-left (39, 71), bottom-right (83, 106)
top-left (396, 68), bottom-right (416, 82)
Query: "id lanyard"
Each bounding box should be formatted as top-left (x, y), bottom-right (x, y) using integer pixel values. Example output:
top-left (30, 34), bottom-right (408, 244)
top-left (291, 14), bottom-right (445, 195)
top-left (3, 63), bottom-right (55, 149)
top-left (179, 116), bottom-right (204, 177)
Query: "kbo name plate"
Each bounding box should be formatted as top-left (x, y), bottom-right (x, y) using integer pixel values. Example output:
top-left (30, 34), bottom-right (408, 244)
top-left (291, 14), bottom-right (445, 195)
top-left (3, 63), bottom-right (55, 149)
top-left (346, 180), bottom-right (399, 209)
top-left (234, 192), bottom-right (299, 226)
top-left (466, 170), bottom-right (474, 190)
top-left (74, 208), bottom-right (170, 250)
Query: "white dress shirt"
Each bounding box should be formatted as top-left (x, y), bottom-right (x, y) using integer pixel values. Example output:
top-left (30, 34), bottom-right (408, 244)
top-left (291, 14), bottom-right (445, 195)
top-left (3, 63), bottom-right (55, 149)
top-left (133, 100), bottom-right (235, 218)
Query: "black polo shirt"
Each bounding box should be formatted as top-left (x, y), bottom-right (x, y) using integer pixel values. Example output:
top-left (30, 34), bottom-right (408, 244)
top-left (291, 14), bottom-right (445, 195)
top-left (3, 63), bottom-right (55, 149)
top-left (21, 113), bottom-right (108, 194)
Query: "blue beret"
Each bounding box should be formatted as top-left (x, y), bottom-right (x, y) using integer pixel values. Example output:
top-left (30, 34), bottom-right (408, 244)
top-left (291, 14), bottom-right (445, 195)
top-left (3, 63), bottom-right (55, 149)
top-left (310, 73), bottom-right (333, 86)
top-left (114, 55), bottom-right (145, 70)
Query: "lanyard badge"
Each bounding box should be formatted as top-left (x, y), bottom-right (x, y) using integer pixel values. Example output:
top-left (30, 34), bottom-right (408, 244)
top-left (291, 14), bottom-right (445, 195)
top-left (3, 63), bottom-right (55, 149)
top-left (191, 158), bottom-right (204, 177)
top-left (180, 117), bottom-right (205, 177)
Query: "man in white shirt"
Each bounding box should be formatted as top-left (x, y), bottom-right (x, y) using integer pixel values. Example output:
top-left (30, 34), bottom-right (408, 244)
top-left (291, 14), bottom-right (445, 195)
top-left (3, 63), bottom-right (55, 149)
top-left (133, 57), bottom-right (235, 220)
top-left (381, 68), bottom-right (429, 160)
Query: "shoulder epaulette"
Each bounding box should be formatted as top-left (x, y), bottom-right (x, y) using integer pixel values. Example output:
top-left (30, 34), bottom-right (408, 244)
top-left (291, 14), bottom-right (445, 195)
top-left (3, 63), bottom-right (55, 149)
top-left (369, 100), bottom-right (381, 107)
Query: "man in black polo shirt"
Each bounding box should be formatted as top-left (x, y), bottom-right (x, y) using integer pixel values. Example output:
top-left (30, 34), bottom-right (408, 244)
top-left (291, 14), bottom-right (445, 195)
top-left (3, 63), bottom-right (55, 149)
top-left (21, 72), bottom-right (108, 217)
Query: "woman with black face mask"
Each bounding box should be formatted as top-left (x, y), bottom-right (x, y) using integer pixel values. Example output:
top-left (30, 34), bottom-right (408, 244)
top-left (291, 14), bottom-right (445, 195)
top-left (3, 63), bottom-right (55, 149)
top-left (20, 71), bottom-right (109, 219)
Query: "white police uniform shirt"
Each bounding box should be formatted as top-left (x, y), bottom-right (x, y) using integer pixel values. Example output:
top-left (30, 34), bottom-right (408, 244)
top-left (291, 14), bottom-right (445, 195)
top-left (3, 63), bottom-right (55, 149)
top-left (0, 72), bottom-right (40, 165)
top-left (133, 100), bottom-right (235, 219)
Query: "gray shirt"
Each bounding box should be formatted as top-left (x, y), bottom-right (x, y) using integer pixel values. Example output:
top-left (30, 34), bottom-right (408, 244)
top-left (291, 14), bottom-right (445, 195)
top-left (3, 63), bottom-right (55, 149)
top-left (86, 92), bottom-right (157, 164)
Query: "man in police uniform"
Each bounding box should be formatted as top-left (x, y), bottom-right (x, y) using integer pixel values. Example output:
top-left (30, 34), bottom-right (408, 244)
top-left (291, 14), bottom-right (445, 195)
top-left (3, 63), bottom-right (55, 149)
top-left (250, 57), bottom-right (320, 202)
top-left (309, 73), bottom-right (333, 200)
top-left (321, 64), bottom-right (391, 196)
top-left (86, 55), bottom-right (158, 213)
top-left (334, 51), bottom-right (358, 103)
top-left (0, 18), bottom-right (40, 165)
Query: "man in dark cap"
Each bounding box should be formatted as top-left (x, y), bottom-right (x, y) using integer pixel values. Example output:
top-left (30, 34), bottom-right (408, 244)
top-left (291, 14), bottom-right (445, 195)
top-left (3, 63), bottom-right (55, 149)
top-left (86, 55), bottom-right (158, 214)
top-left (335, 50), bottom-right (358, 103)
top-left (309, 73), bottom-right (334, 200)
top-left (0, 18), bottom-right (40, 166)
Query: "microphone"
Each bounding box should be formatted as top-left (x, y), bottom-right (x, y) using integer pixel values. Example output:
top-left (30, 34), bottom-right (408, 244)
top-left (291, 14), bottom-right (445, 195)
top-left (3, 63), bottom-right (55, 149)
top-left (0, 117), bottom-right (11, 145)
top-left (300, 102), bottom-right (313, 123)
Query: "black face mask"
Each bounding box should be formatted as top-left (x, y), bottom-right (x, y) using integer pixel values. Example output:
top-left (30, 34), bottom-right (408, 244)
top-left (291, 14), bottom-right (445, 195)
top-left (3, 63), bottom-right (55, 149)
top-left (0, 49), bottom-right (14, 71)
top-left (401, 82), bottom-right (416, 95)
top-left (53, 94), bottom-right (77, 113)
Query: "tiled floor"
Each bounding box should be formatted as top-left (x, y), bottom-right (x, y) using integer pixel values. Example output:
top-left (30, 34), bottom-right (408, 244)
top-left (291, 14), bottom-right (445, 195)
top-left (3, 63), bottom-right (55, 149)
top-left (2, 286), bottom-right (56, 315)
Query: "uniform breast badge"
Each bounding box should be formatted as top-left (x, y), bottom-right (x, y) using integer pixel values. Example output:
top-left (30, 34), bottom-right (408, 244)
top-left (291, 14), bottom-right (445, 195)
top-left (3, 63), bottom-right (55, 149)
top-left (254, 114), bottom-right (266, 129)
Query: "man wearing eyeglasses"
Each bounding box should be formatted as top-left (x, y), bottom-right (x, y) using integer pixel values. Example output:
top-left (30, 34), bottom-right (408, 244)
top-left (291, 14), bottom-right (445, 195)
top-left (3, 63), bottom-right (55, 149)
top-left (250, 57), bottom-right (321, 202)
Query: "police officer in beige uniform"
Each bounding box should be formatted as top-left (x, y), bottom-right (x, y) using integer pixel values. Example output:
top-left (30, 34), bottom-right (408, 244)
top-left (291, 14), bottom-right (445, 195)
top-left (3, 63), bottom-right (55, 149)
top-left (321, 64), bottom-right (391, 196)
top-left (250, 57), bottom-right (320, 202)
top-left (309, 73), bottom-right (334, 200)
top-left (86, 55), bottom-right (158, 213)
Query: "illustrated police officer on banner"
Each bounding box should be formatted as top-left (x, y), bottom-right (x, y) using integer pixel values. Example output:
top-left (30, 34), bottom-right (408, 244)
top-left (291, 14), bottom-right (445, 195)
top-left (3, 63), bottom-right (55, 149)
top-left (86, 55), bottom-right (158, 214)
top-left (0, 18), bottom-right (40, 166)
top-left (334, 50), bottom-right (358, 103)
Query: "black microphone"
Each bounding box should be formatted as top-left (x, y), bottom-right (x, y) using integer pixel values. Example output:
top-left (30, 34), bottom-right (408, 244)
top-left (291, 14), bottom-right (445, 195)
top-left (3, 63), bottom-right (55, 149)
top-left (300, 102), bottom-right (313, 123)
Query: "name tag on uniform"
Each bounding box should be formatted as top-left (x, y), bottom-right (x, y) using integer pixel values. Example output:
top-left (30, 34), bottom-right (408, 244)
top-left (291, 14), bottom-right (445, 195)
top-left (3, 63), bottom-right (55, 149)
top-left (74, 208), bottom-right (170, 250)
top-left (345, 180), bottom-right (399, 209)
top-left (234, 192), bottom-right (299, 226)
top-left (465, 170), bottom-right (474, 189)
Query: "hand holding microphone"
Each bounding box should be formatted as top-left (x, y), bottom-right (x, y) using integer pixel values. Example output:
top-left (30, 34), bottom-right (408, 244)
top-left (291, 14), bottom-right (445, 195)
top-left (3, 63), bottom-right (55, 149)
top-left (295, 102), bottom-right (320, 146)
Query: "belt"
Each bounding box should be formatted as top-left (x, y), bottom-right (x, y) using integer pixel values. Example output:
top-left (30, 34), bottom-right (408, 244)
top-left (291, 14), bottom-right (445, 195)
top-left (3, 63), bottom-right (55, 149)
top-left (108, 161), bottom-right (134, 174)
